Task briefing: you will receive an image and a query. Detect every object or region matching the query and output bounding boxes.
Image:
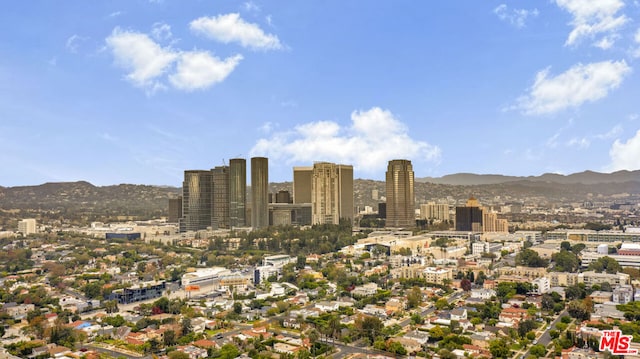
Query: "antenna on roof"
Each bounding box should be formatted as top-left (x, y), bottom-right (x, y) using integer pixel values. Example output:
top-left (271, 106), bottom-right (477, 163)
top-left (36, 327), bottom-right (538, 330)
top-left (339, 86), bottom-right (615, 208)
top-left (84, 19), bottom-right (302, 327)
top-left (222, 158), bottom-right (226, 166)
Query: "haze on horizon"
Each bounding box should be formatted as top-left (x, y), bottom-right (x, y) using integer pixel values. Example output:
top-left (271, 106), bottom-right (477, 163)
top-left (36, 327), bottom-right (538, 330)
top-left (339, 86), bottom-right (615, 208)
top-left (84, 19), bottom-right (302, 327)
top-left (1, 1), bottom-right (640, 187)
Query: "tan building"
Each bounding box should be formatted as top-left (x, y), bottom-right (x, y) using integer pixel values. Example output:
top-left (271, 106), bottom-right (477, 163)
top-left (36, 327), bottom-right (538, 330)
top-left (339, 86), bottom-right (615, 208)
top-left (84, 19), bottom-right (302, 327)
top-left (482, 212), bottom-right (509, 233)
top-left (420, 202), bottom-right (450, 221)
top-left (386, 159), bottom-right (415, 228)
top-left (293, 166), bottom-right (313, 204)
top-left (497, 266), bottom-right (547, 278)
top-left (251, 157), bottom-right (269, 229)
top-left (310, 162), bottom-right (353, 225)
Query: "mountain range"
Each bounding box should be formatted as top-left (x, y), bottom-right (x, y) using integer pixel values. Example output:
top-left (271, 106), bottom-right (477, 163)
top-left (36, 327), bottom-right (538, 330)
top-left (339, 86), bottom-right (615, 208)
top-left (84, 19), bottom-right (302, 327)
top-left (417, 170), bottom-right (640, 186)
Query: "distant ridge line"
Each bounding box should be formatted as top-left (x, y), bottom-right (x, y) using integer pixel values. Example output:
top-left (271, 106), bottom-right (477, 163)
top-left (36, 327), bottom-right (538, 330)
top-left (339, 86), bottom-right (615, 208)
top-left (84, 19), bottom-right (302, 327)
top-left (416, 170), bottom-right (640, 186)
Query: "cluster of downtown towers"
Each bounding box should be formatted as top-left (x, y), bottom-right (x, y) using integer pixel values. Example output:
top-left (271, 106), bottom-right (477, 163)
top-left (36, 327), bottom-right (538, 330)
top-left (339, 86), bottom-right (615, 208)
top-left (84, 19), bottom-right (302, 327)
top-left (170, 158), bottom-right (416, 232)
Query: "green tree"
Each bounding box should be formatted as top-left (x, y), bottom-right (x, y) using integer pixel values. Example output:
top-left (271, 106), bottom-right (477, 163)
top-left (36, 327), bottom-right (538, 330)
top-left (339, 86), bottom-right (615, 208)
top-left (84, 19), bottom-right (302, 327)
top-left (406, 286), bottom-right (423, 309)
top-left (233, 302), bottom-right (243, 315)
top-left (530, 344), bottom-right (546, 358)
top-left (489, 338), bottom-right (511, 358)
top-left (515, 249), bottom-right (549, 268)
top-left (552, 250), bottom-right (580, 272)
top-left (219, 343), bottom-right (240, 359)
top-left (588, 256), bottom-right (622, 274)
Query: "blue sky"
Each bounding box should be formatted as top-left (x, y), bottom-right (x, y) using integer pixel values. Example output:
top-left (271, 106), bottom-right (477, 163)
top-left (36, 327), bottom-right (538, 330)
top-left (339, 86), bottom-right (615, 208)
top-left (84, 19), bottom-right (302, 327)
top-left (1, 0), bottom-right (640, 186)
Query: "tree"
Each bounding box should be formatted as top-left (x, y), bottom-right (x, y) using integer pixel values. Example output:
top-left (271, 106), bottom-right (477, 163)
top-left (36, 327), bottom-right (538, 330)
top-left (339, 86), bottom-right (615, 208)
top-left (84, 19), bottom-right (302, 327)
top-left (460, 278), bottom-right (472, 292)
top-left (180, 317), bottom-right (192, 335)
top-left (552, 250), bottom-right (580, 272)
top-left (406, 286), bottom-right (423, 309)
top-left (530, 344), bottom-right (546, 358)
top-left (517, 319), bottom-right (537, 338)
top-left (233, 302), bottom-right (243, 315)
top-left (388, 341), bottom-right (407, 355)
top-left (489, 338), bottom-right (510, 358)
top-left (164, 330), bottom-right (176, 346)
top-left (356, 315), bottom-right (383, 343)
top-left (219, 343), bottom-right (240, 359)
top-left (104, 300), bottom-right (119, 314)
top-left (567, 300), bottom-right (590, 322)
top-left (588, 256), bottom-right (622, 274)
top-left (515, 249), bottom-right (549, 268)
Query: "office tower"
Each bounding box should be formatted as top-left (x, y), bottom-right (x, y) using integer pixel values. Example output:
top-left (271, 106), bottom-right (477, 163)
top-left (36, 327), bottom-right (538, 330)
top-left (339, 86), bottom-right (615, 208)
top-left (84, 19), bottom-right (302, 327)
top-left (482, 211), bottom-right (509, 233)
top-left (212, 166), bottom-right (230, 229)
top-left (180, 170), bottom-right (213, 232)
top-left (310, 162), bottom-right (354, 225)
top-left (420, 202), bottom-right (450, 221)
top-left (229, 158), bottom-right (247, 228)
top-left (168, 197), bottom-right (182, 223)
top-left (293, 166), bottom-right (313, 203)
top-left (251, 157), bottom-right (269, 229)
top-left (455, 196), bottom-right (483, 232)
top-left (18, 218), bottom-right (37, 235)
top-left (385, 159), bottom-right (415, 228)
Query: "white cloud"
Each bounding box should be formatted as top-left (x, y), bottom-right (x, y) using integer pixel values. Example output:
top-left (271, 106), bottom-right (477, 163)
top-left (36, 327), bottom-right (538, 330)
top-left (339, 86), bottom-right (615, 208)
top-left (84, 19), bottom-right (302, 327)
top-left (516, 60), bottom-right (631, 115)
top-left (566, 137), bottom-right (591, 148)
top-left (105, 28), bottom-right (178, 89)
top-left (595, 124), bottom-right (623, 139)
top-left (108, 11), bottom-right (123, 18)
top-left (169, 51), bottom-right (242, 91)
top-left (243, 1), bottom-right (260, 13)
top-left (250, 107), bottom-right (441, 173)
top-left (66, 34), bottom-right (88, 53)
top-left (494, 4), bottom-right (539, 28)
top-left (190, 13), bottom-right (282, 50)
top-left (555, 0), bottom-right (628, 47)
top-left (594, 36), bottom-right (616, 49)
top-left (151, 22), bottom-right (172, 41)
top-left (635, 28), bottom-right (640, 43)
top-left (608, 129), bottom-right (640, 171)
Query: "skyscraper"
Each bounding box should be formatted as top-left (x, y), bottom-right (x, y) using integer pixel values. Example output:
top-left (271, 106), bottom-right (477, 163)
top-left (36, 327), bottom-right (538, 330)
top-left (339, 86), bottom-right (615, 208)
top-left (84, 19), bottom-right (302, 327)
top-left (168, 197), bottom-right (182, 223)
top-left (229, 158), bottom-right (247, 228)
top-left (385, 159), bottom-right (415, 228)
top-left (310, 162), bottom-right (354, 225)
top-left (293, 166), bottom-right (313, 204)
top-left (455, 196), bottom-right (483, 232)
top-left (180, 170), bottom-right (213, 232)
top-left (251, 157), bottom-right (269, 229)
top-left (211, 166), bottom-right (229, 229)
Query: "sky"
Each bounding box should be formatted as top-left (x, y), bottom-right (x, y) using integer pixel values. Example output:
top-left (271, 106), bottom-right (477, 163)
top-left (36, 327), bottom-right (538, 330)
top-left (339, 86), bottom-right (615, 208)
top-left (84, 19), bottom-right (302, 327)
top-left (1, 0), bottom-right (640, 187)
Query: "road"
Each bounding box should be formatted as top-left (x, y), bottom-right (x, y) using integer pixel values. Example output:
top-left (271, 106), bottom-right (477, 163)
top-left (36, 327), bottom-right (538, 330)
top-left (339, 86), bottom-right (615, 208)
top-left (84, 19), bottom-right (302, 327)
top-left (86, 343), bottom-right (151, 359)
top-left (514, 308), bottom-right (569, 359)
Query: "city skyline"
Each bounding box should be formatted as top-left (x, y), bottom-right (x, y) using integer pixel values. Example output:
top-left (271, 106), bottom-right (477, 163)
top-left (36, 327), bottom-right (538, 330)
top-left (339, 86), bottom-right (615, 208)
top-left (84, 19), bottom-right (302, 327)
top-left (2, 1), bottom-right (640, 187)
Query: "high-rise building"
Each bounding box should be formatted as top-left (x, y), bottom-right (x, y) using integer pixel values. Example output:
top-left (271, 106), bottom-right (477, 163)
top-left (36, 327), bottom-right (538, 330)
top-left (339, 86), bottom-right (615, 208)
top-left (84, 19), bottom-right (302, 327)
top-left (251, 157), bottom-right (269, 229)
top-left (310, 162), bottom-right (354, 225)
top-left (455, 196), bottom-right (483, 232)
top-left (385, 159), bottom-right (415, 228)
top-left (420, 202), bottom-right (450, 221)
top-left (482, 211), bottom-right (509, 233)
top-left (180, 170), bottom-right (213, 232)
top-left (212, 166), bottom-right (230, 229)
top-left (17, 218), bottom-right (37, 235)
top-left (229, 158), bottom-right (247, 228)
top-left (168, 197), bottom-right (182, 223)
top-left (293, 166), bottom-right (313, 203)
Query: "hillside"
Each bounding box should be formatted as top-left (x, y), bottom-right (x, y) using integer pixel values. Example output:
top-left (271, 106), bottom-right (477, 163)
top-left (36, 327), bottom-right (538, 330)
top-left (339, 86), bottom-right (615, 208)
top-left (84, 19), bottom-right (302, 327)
top-left (417, 170), bottom-right (640, 186)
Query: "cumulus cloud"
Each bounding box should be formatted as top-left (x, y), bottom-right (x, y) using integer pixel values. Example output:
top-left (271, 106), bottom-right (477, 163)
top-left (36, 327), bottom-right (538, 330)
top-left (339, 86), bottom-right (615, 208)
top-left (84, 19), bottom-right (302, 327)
top-left (106, 28), bottom-right (241, 93)
top-left (516, 60), bottom-right (631, 115)
top-left (169, 51), bottom-right (242, 91)
top-left (608, 129), bottom-right (640, 171)
top-left (106, 28), bottom-right (178, 89)
top-left (190, 13), bottom-right (282, 50)
top-left (250, 107), bottom-right (441, 173)
top-left (494, 4), bottom-right (539, 28)
top-left (555, 0), bottom-right (628, 47)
